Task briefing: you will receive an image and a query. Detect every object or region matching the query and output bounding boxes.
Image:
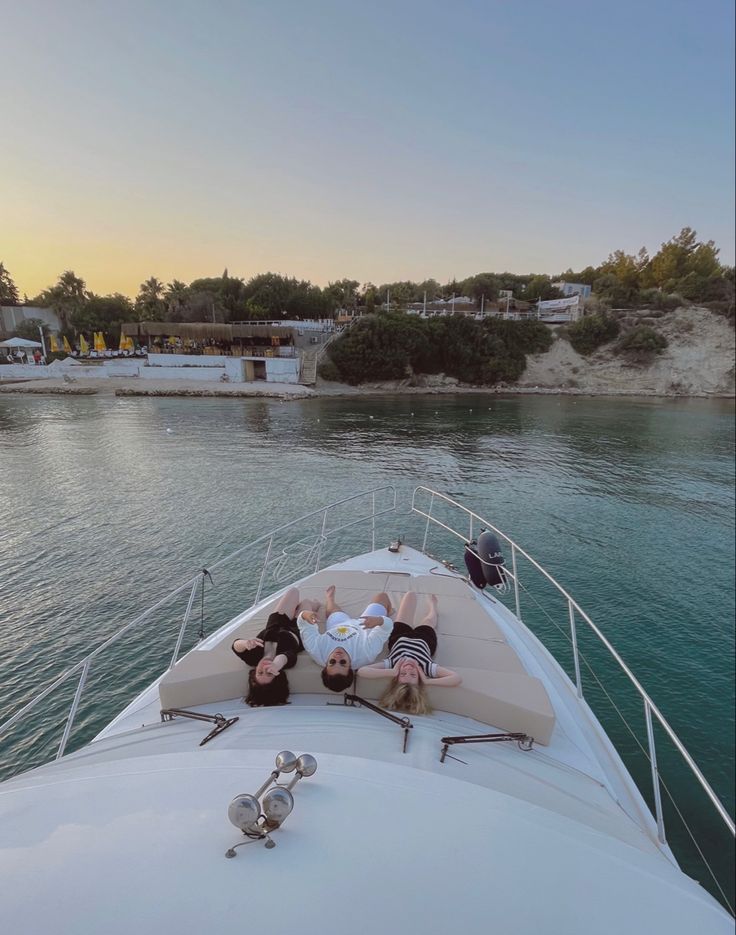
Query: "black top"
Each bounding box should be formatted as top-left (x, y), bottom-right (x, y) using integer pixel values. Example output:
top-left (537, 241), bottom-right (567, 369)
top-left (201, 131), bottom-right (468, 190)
top-left (231, 611), bottom-right (303, 669)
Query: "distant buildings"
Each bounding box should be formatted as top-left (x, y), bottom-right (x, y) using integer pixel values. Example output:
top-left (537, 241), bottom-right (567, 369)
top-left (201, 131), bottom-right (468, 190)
top-left (551, 281), bottom-right (592, 299)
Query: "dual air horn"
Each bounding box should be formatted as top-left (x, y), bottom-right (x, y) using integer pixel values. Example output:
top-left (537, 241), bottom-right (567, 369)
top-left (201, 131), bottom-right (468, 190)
top-left (225, 751), bottom-right (317, 856)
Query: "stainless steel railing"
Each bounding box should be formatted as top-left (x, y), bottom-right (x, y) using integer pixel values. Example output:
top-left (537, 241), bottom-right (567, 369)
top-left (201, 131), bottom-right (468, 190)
top-left (410, 485), bottom-right (735, 844)
top-left (0, 485), bottom-right (397, 762)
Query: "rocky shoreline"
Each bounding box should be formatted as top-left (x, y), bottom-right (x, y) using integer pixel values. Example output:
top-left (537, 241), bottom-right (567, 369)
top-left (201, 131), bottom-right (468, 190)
top-left (1, 307), bottom-right (733, 401)
top-left (0, 376), bottom-right (733, 401)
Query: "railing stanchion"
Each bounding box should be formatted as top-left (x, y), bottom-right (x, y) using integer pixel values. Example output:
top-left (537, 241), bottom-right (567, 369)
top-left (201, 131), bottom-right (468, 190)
top-left (315, 509), bottom-right (328, 571)
top-left (568, 599), bottom-right (583, 698)
top-left (371, 492), bottom-right (376, 551)
top-left (511, 544), bottom-right (521, 621)
top-left (56, 660), bottom-right (91, 760)
top-left (254, 535), bottom-right (274, 605)
top-left (169, 577), bottom-right (201, 670)
top-left (422, 494), bottom-right (434, 553)
top-left (469, 515), bottom-right (473, 544)
top-left (645, 700), bottom-right (667, 845)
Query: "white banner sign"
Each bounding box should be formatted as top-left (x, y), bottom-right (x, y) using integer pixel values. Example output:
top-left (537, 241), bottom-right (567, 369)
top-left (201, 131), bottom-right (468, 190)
top-left (537, 295), bottom-right (580, 311)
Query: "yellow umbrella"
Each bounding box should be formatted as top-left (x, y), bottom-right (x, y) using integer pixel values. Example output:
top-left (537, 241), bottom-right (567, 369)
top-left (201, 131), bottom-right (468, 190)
top-left (94, 331), bottom-right (106, 352)
top-left (79, 334), bottom-right (90, 354)
top-left (119, 331), bottom-right (127, 351)
top-left (126, 336), bottom-right (135, 352)
top-left (50, 335), bottom-right (60, 353)
top-left (63, 336), bottom-right (72, 353)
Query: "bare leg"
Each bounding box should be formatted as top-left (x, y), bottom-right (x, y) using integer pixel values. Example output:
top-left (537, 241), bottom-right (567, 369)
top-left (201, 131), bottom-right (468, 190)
top-left (275, 587), bottom-right (300, 618)
top-left (394, 591), bottom-right (417, 626)
top-left (325, 585), bottom-right (343, 616)
top-left (369, 591), bottom-right (392, 616)
top-left (418, 594), bottom-right (439, 630)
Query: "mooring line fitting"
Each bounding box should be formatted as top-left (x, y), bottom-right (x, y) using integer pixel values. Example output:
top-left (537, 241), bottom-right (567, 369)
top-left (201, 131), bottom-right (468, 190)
top-left (160, 707), bottom-right (239, 746)
top-left (439, 732), bottom-right (534, 763)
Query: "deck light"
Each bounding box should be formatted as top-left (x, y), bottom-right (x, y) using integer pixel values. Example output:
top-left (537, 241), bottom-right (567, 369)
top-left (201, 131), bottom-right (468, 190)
top-left (224, 752), bottom-right (318, 857)
top-left (227, 794), bottom-right (261, 832)
top-left (262, 787), bottom-right (294, 828)
top-left (295, 754), bottom-right (317, 777)
top-left (275, 751), bottom-right (298, 773)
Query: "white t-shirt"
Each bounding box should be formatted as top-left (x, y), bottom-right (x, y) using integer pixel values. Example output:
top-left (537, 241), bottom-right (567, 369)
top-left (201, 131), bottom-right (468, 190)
top-left (297, 612), bottom-right (393, 668)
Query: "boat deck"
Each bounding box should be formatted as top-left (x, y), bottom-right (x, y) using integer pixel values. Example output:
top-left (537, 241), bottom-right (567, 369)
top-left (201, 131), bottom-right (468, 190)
top-left (157, 555), bottom-right (556, 744)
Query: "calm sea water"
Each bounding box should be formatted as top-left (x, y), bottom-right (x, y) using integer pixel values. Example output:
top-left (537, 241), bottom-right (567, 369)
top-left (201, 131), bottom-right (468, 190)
top-left (0, 392), bottom-right (734, 901)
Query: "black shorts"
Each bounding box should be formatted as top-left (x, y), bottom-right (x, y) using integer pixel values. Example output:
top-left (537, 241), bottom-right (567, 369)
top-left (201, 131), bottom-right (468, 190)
top-left (388, 620), bottom-right (438, 657)
top-left (265, 611), bottom-right (298, 634)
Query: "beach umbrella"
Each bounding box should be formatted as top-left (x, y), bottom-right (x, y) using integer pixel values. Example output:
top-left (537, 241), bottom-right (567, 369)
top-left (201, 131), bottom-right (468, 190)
top-left (94, 331), bottom-right (106, 352)
top-left (118, 331), bottom-right (127, 351)
top-left (50, 335), bottom-right (60, 353)
top-left (79, 334), bottom-right (90, 354)
top-left (63, 336), bottom-right (72, 353)
top-left (0, 337), bottom-right (43, 349)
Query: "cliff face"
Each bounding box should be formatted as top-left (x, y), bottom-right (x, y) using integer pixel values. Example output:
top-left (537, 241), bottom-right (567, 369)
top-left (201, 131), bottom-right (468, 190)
top-left (518, 307), bottom-right (735, 397)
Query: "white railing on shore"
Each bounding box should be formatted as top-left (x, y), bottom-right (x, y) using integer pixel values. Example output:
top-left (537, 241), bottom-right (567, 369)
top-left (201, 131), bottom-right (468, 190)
top-left (0, 486), bottom-right (397, 761)
top-left (410, 488), bottom-right (735, 849)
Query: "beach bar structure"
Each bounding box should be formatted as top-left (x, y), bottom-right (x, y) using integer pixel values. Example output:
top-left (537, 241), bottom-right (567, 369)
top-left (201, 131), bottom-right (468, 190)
top-left (121, 321), bottom-right (302, 384)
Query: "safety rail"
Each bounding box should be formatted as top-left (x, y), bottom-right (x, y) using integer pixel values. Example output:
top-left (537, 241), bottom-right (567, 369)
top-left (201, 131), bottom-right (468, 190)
top-left (411, 486), bottom-right (736, 849)
top-left (0, 486), bottom-right (397, 763)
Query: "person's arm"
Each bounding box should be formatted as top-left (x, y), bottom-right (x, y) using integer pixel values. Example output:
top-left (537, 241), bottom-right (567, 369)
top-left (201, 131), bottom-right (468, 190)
top-left (265, 653), bottom-right (290, 675)
top-left (296, 611), bottom-right (327, 663)
top-left (356, 660), bottom-right (395, 680)
top-left (232, 637), bottom-right (264, 666)
top-left (423, 665), bottom-right (462, 687)
top-left (364, 617), bottom-right (393, 654)
top-left (274, 633), bottom-right (300, 669)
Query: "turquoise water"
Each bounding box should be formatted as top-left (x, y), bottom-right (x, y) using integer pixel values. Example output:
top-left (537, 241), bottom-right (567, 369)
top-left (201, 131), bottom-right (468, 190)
top-left (0, 392), bottom-right (733, 903)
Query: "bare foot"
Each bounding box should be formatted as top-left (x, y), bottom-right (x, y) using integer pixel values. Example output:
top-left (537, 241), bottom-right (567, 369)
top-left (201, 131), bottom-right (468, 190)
top-left (429, 594), bottom-right (438, 610)
top-left (325, 585), bottom-right (336, 601)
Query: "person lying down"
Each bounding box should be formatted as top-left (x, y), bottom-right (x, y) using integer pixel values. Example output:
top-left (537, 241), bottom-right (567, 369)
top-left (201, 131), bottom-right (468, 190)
top-left (357, 592), bottom-right (461, 715)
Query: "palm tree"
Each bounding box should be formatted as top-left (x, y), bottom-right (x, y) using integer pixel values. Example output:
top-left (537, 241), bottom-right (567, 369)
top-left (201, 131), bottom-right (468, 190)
top-left (136, 277), bottom-right (166, 321)
top-left (165, 280), bottom-right (189, 321)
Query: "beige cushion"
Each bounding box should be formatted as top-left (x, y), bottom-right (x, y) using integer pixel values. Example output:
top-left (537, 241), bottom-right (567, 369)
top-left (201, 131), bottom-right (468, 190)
top-left (158, 568), bottom-right (555, 744)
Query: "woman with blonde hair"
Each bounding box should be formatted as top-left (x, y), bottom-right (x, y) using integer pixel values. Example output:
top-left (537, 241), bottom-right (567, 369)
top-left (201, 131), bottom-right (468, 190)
top-left (357, 592), bottom-right (461, 715)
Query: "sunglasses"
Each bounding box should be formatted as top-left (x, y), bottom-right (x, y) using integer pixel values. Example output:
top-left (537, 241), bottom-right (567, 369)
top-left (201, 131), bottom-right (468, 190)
top-left (327, 658), bottom-right (349, 668)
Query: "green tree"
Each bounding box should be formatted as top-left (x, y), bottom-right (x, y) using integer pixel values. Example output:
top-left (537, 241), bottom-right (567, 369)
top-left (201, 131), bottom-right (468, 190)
top-left (647, 228), bottom-right (722, 299)
top-left (71, 294), bottom-right (134, 341)
top-left (0, 262), bottom-right (20, 305)
top-left (164, 280), bottom-right (189, 321)
top-left (38, 270), bottom-right (88, 329)
top-left (463, 273), bottom-right (499, 307)
top-left (324, 279), bottom-right (360, 311)
top-left (525, 275), bottom-right (562, 302)
top-left (135, 277), bottom-right (166, 321)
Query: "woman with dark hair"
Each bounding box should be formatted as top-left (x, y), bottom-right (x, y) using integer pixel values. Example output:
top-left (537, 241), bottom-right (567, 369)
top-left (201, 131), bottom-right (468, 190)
top-left (232, 587), bottom-right (318, 707)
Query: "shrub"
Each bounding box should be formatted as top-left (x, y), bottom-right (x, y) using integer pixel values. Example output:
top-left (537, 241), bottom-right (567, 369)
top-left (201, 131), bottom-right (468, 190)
top-left (639, 288), bottom-right (682, 311)
top-left (324, 312), bottom-right (553, 386)
top-left (615, 326), bottom-right (668, 361)
top-left (484, 318), bottom-right (553, 355)
top-left (567, 314), bottom-right (620, 355)
top-left (317, 359), bottom-right (342, 382)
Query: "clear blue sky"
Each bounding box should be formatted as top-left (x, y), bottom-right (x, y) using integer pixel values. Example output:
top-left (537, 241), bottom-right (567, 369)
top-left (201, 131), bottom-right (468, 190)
top-left (2, 0), bottom-right (734, 297)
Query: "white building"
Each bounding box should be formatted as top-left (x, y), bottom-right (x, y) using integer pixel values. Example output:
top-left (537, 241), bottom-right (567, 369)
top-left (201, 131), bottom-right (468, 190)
top-left (0, 305), bottom-right (61, 338)
top-left (551, 281), bottom-right (592, 299)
